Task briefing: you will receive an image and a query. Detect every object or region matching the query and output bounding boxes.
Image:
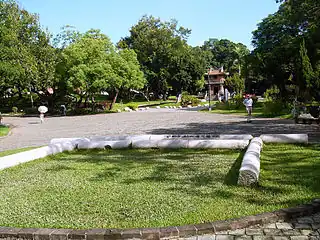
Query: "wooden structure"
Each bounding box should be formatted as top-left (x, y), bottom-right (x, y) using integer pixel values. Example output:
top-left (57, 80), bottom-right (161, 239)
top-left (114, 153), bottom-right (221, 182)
top-left (205, 67), bottom-right (229, 99)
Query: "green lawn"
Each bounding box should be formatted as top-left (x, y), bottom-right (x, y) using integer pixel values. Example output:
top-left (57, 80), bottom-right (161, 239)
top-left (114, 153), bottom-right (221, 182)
top-left (202, 103), bottom-right (292, 119)
top-left (258, 144), bottom-right (320, 206)
top-left (112, 100), bottom-right (176, 111)
top-left (0, 125), bottom-right (10, 137)
top-left (0, 147), bottom-right (38, 157)
top-left (207, 108), bottom-right (292, 118)
top-left (0, 146), bottom-right (319, 229)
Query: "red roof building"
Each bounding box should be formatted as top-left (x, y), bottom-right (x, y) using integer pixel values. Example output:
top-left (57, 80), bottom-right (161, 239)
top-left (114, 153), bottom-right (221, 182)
top-left (205, 67), bottom-right (229, 99)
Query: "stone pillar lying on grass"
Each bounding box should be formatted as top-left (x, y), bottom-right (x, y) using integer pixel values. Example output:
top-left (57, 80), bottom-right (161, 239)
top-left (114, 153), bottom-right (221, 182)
top-left (218, 134), bottom-right (253, 140)
top-left (77, 140), bottom-right (132, 149)
top-left (260, 134), bottom-right (308, 144)
top-left (238, 137), bottom-right (263, 186)
top-left (131, 139), bottom-right (189, 148)
top-left (188, 140), bottom-right (249, 149)
top-left (131, 139), bottom-right (249, 149)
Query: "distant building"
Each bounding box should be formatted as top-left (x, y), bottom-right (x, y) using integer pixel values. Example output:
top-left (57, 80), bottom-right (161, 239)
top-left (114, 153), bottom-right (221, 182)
top-left (204, 67), bottom-right (229, 100)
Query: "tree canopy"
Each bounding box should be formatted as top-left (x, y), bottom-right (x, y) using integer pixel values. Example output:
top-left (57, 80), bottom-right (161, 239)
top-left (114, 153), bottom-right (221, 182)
top-left (248, 0), bottom-right (320, 100)
top-left (1, 0), bottom-right (318, 114)
top-left (118, 15), bottom-right (208, 97)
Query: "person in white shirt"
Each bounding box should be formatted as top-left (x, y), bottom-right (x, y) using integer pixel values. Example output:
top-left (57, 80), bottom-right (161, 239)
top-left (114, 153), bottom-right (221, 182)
top-left (243, 94), bottom-right (253, 122)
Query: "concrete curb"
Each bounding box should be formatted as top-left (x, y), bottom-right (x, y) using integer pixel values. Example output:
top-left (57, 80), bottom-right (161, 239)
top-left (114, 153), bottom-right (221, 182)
top-left (0, 142), bottom-right (75, 171)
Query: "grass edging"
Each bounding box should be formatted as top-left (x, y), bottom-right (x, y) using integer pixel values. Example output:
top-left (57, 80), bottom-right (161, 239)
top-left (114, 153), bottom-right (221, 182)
top-left (0, 199), bottom-right (319, 239)
top-left (0, 147), bottom-right (39, 158)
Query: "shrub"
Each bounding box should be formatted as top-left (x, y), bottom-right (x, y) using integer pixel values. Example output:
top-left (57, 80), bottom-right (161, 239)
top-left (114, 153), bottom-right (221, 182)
top-left (69, 108), bottom-right (93, 116)
top-left (12, 106), bottom-right (18, 114)
top-left (264, 85), bottom-right (280, 101)
top-left (181, 95), bottom-right (200, 107)
top-left (232, 94), bottom-right (244, 109)
top-left (126, 103), bottom-right (138, 110)
top-left (180, 91), bottom-right (200, 106)
top-left (24, 107), bottom-right (39, 114)
top-left (168, 96), bottom-right (177, 101)
top-left (262, 100), bottom-right (286, 116)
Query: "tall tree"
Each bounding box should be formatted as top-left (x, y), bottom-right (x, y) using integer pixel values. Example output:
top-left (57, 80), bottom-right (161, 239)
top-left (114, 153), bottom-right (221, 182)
top-left (0, 0), bottom-right (56, 106)
top-left (202, 38), bottom-right (249, 75)
top-left (62, 29), bottom-right (145, 108)
top-left (118, 15), bottom-right (206, 97)
top-left (249, 0), bottom-right (320, 100)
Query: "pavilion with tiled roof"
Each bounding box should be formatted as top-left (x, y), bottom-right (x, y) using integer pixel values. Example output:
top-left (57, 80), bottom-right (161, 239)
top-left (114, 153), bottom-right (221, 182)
top-left (205, 67), bottom-right (229, 100)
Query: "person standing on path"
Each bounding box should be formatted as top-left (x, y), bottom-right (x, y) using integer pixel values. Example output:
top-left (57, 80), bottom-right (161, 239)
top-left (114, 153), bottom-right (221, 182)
top-left (38, 105), bottom-right (48, 124)
top-left (243, 94), bottom-right (253, 122)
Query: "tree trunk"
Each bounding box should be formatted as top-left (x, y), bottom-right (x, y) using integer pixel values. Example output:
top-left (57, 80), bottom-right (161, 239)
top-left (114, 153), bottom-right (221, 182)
top-left (109, 89), bottom-right (119, 110)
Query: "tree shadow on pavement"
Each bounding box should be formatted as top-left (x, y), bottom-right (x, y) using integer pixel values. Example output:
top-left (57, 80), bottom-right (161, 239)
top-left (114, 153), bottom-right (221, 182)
top-left (146, 119), bottom-right (320, 142)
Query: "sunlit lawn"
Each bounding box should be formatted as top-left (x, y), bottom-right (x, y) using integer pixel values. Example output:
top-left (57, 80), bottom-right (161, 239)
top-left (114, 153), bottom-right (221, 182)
top-left (202, 103), bottom-right (292, 118)
top-left (0, 145), bottom-right (319, 229)
top-left (0, 125), bottom-right (9, 137)
top-left (0, 147), bottom-right (38, 157)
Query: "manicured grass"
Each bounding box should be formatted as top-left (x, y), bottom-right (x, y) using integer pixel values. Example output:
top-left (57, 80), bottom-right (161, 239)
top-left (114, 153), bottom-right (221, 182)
top-left (113, 100), bottom-right (175, 111)
top-left (0, 145), bottom-right (319, 229)
top-left (202, 103), bottom-right (292, 118)
top-left (259, 144), bottom-right (320, 206)
top-left (0, 147), bottom-right (38, 157)
top-left (207, 108), bottom-right (292, 118)
top-left (0, 125), bottom-right (10, 137)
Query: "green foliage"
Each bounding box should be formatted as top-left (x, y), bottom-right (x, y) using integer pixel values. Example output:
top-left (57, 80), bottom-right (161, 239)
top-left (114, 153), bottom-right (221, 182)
top-left (262, 100), bottom-right (286, 116)
top-left (0, 147), bottom-right (37, 157)
top-left (262, 85), bottom-right (287, 116)
top-left (264, 85), bottom-right (280, 101)
top-left (125, 104), bottom-right (138, 110)
top-left (0, 0), bottom-right (57, 98)
top-left (24, 107), bottom-right (39, 115)
top-left (250, 0), bottom-right (320, 101)
top-left (225, 73), bottom-right (244, 94)
top-left (61, 29), bottom-right (146, 107)
top-left (202, 39), bottom-right (249, 75)
top-left (233, 94), bottom-right (244, 109)
top-left (118, 15), bottom-right (207, 97)
top-left (181, 93), bottom-right (200, 107)
top-left (0, 125), bottom-right (9, 137)
top-left (11, 106), bottom-right (18, 114)
top-left (299, 39), bottom-right (319, 95)
top-left (69, 107), bottom-right (93, 116)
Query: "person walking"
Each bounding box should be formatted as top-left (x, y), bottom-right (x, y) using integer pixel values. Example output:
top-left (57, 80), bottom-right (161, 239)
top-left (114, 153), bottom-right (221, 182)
top-left (243, 94), bottom-right (253, 122)
top-left (38, 105), bottom-right (48, 124)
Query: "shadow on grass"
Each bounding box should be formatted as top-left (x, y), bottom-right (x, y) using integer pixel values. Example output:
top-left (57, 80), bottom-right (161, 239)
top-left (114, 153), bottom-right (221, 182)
top-left (224, 149), bottom-right (245, 185)
top-left (47, 145), bottom-right (320, 208)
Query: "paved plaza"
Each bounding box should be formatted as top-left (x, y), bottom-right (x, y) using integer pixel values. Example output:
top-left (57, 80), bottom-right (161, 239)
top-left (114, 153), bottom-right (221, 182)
top-left (1, 109), bottom-right (320, 151)
top-left (0, 109), bottom-right (320, 239)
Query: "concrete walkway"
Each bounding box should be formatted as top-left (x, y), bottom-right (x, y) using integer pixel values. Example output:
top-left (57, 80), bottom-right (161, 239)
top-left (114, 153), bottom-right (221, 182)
top-left (1, 109), bottom-right (319, 151)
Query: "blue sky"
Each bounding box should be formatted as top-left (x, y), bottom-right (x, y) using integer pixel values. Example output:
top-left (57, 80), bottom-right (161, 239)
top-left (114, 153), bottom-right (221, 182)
top-left (19, 0), bottom-right (280, 49)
